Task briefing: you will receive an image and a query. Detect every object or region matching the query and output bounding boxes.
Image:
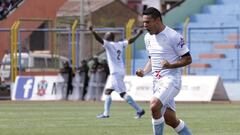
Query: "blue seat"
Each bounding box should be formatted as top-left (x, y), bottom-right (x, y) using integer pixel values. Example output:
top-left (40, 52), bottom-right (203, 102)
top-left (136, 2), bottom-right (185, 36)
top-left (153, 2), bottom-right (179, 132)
top-left (189, 43), bottom-right (213, 53)
top-left (206, 59), bottom-right (237, 69)
top-left (178, 0), bottom-right (240, 81)
top-left (190, 14), bottom-right (240, 23)
top-left (214, 49), bottom-right (239, 59)
top-left (203, 5), bottom-right (240, 14)
top-left (216, 0), bottom-right (240, 4)
top-left (189, 68), bottom-right (238, 80)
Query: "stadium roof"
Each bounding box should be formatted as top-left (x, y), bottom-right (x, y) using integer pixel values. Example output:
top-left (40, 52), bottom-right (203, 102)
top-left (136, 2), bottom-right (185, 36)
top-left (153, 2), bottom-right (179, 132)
top-left (57, 0), bottom-right (116, 17)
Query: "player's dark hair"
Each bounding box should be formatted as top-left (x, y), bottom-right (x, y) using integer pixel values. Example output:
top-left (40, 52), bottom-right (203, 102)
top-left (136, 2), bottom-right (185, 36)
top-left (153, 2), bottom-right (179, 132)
top-left (104, 32), bottom-right (115, 41)
top-left (142, 7), bottom-right (162, 22)
top-left (109, 32), bottom-right (115, 41)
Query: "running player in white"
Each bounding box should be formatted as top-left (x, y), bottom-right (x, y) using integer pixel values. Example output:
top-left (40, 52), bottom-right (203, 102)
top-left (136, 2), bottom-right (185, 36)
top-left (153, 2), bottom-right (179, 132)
top-left (136, 7), bottom-right (192, 135)
top-left (89, 26), bottom-right (145, 119)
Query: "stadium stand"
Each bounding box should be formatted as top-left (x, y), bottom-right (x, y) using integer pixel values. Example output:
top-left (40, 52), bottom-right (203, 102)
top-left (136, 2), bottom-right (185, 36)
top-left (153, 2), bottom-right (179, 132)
top-left (183, 0), bottom-right (240, 81)
top-left (0, 0), bottom-right (23, 20)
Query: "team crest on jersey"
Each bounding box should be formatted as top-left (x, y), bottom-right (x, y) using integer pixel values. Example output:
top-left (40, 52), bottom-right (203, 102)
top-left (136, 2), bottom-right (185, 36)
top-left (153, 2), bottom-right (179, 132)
top-left (177, 37), bottom-right (185, 48)
top-left (154, 71), bottom-right (162, 79)
top-left (37, 80), bottom-right (48, 96)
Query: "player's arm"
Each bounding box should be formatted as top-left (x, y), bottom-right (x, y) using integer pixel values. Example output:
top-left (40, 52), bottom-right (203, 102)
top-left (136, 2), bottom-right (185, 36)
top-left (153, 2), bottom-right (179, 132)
top-left (89, 26), bottom-right (104, 44)
top-left (128, 28), bottom-right (144, 44)
top-left (161, 52), bottom-right (192, 69)
top-left (136, 57), bottom-right (152, 77)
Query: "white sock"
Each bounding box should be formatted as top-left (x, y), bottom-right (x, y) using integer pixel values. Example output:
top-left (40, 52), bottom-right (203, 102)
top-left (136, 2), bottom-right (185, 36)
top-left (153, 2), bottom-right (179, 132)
top-left (175, 119), bottom-right (192, 135)
top-left (103, 95), bottom-right (111, 116)
top-left (152, 117), bottom-right (164, 135)
top-left (175, 119), bottom-right (185, 133)
top-left (124, 94), bottom-right (142, 112)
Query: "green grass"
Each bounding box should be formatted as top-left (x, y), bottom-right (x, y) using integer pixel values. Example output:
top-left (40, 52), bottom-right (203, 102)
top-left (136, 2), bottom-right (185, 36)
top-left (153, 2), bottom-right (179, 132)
top-left (0, 101), bottom-right (239, 135)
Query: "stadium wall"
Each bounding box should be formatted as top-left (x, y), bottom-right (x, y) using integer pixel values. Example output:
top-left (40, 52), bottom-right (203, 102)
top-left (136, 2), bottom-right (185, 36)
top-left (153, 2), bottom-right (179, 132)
top-left (163, 0), bottom-right (215, 28)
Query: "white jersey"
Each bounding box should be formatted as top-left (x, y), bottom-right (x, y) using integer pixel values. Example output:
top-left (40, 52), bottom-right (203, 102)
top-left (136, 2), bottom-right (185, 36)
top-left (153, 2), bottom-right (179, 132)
top-left (103, 40), bottom-right (128, 75)
top-left (144, 26), bottom-right (189, 79)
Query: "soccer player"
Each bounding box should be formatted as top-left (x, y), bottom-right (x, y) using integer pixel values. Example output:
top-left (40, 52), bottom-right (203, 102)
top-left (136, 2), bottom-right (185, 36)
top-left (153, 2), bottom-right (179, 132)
top-left (89, 26), bottom-right (145, 119)
top-left (136, 7), bottom-right (192, 135)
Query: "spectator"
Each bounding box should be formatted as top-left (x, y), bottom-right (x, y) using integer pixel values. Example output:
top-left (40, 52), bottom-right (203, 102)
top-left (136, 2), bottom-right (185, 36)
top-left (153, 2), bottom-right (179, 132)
top-left (79, 59), bottom-right (89, 100)
top-left (0, 0), bottom-right (21, 20)
top-left (0, 1), bottom-right (7, 18)
top-left (95, 60), bottom-right (109, 101)
top-left (59, 61), bottom-right (73, 100)
top-left (91, 56), bottom-right (100, 73)
top-left (6, 0), bottom-right (13, 10)
top-left (101, 59), bottom-right (110, 80)
top-left (86, 56), bottom-right (100, 100)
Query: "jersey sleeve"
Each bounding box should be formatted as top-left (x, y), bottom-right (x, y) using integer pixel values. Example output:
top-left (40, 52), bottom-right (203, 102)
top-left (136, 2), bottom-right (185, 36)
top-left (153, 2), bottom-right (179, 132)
top-left (171, 33), bottom-right (189, 56)
top-left (103, 40), bottom-right (108, 48)
top-left (118, 40), bottom-right (128, 48)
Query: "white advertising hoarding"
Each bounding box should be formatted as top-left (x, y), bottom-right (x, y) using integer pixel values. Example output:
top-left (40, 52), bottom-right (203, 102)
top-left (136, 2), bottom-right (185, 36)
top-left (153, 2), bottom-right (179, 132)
top-left (102, 75), bottom-right (229, 102)
top-left (12, 75), bottom-right (229, 101)
top-left (12, 75), bottom-right (65, 100)
top-left (175, 75), bottom-right (228, 101)
top-left (102, 76), bottom-right (153, 101)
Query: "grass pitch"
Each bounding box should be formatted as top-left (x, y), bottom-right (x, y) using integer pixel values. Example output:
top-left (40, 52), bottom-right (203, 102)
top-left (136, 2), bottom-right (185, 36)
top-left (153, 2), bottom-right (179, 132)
top-left (0, 101), bottom-right (239, 135)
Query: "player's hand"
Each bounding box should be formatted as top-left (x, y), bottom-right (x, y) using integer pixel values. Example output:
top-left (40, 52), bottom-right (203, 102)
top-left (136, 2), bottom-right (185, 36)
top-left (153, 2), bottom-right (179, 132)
top-left (161, 60), bottom-right (172, 69)
top-left (89, 26), bottom-right (93, 31)
top-left (136, 68), bottom-right (144, 77)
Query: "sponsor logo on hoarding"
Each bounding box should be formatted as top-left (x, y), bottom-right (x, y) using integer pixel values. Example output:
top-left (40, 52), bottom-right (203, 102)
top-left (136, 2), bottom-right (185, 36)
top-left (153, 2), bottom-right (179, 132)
top-left (15, 77), bottom-right (34, 99)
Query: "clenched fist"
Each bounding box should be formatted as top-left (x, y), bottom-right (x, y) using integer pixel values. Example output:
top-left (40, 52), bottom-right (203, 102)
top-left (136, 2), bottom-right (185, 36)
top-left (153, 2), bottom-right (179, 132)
top-left (136, 68), bottom-right (144, 77)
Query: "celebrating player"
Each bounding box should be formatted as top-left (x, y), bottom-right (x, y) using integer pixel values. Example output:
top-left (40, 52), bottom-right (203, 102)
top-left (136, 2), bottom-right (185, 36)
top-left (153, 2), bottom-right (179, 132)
top-left (136, 7), bottom-right (192, 135)
top-left (89, 26), bottom-right (145, 119)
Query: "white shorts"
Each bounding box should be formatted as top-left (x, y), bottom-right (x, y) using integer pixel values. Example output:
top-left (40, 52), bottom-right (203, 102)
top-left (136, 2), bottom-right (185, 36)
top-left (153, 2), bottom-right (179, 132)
top-left (153, 76), bottom-right (181, 114)
top-left (105, 73), bottom-right (126, 93)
